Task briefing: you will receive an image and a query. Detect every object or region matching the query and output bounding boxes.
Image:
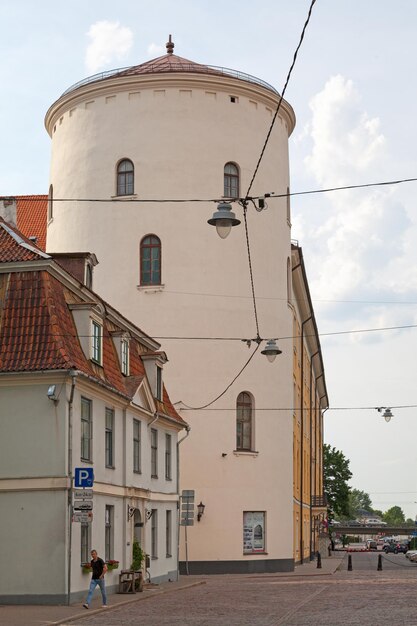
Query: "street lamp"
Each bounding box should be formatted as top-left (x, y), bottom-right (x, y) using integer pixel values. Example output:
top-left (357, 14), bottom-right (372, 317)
top-left (208, 202), bottom-right (241, 239)
top-left (377, 407), bottom-right (393, 422)
top-left (261, 339), bottom-right (282, 363)
top-left (197, 501), bottom-right (205, 522)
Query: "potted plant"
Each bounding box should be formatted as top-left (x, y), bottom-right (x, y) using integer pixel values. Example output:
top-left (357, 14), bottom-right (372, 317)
top-left (106, 559), bottom-right (120, 571)
top-left (131, 540), bottom-right (145, 591)
top-left (81, 562), bottom-right (92, 574)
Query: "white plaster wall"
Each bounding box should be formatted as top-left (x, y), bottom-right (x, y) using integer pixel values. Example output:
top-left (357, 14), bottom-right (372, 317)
top-left (46, 71), bottom-right (295, 566)
top-left (0, 490), bottom-right (67, 597)
top-left (0, 383), bottom-right (67, 477)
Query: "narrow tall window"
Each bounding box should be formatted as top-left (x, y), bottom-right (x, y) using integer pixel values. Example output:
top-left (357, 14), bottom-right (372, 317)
top-left (224, 162), bottom-right (239, 197)
top-left (81, 397), bottom-right (92, 461)
top-left (151, 509), bottom-right (158, 558)
top-left (91, 320), bottom-right (102, 365)
top-left (121, 338), bottom-right (129, 376)
top-left (236, 392), bottom-right (253, 451)
top-left (287, 257), bottom-right (291, 303)
top-left (105, 408), bottom-right (114, 468)
top-left (105, 505), bottom-right (114, 561)
top-left (165, 434), bottom-right (172, 480)
top-left (81, 523), bottom-right (91, 563)
top-left (133, 419), bottom-right (141, 473)
top-left (166, 510), bottom-right (172, 557)
top-left (48, 184), bottom-right (53, 221)
top-left (286, 186), bottom-right (291, 224)
top-left (156, 366), bottom-right (162, 400)
top-left (151, 428), bottom-right (158, 477)
top-left (117, 159), bottom-right (134, 196)
top-left (140, 235), bottom-right (161, 285)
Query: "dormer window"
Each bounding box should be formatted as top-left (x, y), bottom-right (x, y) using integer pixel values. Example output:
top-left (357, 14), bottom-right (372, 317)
top-left (121, 338), bottom-right (129, 376)
top-left (91, 319), bottom-right (103, 365)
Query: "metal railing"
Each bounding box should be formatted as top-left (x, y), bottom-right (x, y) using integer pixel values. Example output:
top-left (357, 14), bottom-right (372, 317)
top-left (61, 64), bottom-right (278, 97)
top-left (311, 495), bottom-right (327, 507)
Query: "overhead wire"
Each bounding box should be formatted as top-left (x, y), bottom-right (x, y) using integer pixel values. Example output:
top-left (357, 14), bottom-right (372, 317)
top-left (11, 321), bottom-right (417, 341)
top-left (179, 343), bottom-right (261, 410)
top-left (3, 176), bottom-right (417, 204)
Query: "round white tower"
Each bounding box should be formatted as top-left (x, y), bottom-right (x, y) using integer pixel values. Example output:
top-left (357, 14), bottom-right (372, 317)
top-left (45, 38), bottom-right (297, 573)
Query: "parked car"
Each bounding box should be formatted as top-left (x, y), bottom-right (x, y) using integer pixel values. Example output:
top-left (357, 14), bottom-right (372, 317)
top-left (383, 541), bottom-right (408, 554)
top-left (347, 520), bottom-right (361, 526)
top-left (405, 550), bottom-right (417, 560)
top-left (366, 540), bottom-right (377, 550)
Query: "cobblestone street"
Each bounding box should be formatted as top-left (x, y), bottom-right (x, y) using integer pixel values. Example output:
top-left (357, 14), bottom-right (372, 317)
top-left (62, 553), bottom-right (417, 626)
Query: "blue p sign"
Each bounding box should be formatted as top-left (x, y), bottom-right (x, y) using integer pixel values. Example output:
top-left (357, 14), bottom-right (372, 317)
top-left (74, 467), bottom-right (94, 488)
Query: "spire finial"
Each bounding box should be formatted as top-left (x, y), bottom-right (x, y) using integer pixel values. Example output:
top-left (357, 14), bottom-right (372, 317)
top-left (166, 34), bottom-right (174, 55)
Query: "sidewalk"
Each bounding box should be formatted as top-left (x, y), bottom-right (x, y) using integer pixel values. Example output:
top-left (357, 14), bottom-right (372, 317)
top-left (0, 579), bottom-right (205, 626)
top-left (0, 556), bottom-right (345, 626)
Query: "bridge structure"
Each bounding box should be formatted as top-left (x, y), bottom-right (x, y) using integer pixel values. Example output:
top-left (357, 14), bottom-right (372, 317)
top-left (330, 525), bottom-right (417, 536)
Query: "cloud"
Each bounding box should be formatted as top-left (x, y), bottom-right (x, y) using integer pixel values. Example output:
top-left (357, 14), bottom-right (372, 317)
top-left (294, 75), bottom-right (417, 335)
top-left (85, 21), bottom-right (133, 73)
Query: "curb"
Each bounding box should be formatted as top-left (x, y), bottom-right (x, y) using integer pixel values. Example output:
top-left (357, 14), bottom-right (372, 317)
top-left (50, 580), bottom-right (206, 625)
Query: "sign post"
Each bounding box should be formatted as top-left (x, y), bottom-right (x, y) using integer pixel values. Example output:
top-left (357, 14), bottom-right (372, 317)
top-left (73, 468), bottom-right (94, 523)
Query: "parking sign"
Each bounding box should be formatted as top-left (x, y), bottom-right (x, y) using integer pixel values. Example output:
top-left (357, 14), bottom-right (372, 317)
top-left (74, 467), bottom-right (94, 488)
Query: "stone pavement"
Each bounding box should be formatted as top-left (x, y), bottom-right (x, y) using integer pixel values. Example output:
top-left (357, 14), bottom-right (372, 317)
top-left (0, 554), bottom-right (344, 626)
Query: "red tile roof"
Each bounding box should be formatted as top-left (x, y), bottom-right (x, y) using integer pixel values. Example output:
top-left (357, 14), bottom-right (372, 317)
top-left (16, 195), bottom-right (48, 251)
top-left (0, 220), bottom-right (185, 427)
top-left (0, 217), bottom-right (49, 262)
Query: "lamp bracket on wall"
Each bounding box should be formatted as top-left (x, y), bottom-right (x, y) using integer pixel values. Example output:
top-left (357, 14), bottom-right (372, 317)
top-left (145, 508), bottom-right (154, 522)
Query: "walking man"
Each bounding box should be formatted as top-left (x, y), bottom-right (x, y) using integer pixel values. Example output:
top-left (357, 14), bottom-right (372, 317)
top-left (83, 550), bottom-right (108, 608)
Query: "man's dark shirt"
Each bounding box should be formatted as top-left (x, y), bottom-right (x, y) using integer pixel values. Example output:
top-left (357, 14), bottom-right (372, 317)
top-left (91, 557), bottom-right (105, 580)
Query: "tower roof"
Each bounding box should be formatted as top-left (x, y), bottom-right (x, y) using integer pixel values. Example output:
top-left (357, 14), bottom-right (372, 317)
top-left (61, 36), bottom-right (279, 97)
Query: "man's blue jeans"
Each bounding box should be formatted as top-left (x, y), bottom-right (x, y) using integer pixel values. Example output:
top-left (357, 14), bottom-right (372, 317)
top-left (86, 577), bottom-right (107, 606)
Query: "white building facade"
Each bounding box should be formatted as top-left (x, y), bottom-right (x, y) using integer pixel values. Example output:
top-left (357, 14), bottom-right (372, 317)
top-left (45, 40), bottom-right (299, 573)
top-left (0, 218), bottom-right (186, 603)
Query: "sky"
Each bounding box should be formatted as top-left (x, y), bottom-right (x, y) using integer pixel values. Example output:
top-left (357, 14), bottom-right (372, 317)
top-left (1, 0), bottom-right (417, 520)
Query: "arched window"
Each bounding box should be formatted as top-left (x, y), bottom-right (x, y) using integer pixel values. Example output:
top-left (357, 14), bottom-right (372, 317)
top-left (236, 391), bottom-right (253, 450)
top-left (140, 235), bottom-right (161, 285)
top-left (117, 159), bottom-right (134, 196)
top-left (224, 162), bottom-right (239, 198)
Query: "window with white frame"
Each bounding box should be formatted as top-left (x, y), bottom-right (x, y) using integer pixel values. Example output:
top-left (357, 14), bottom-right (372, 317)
top-left (117, 159), bottom-right (134, 196)
top-left (91, 319), bottom-right (103, 365)
top-left (243, 511), bottom-right (265, 554)
top-left (81, 397), bottom-right (92, 461)
top-left (166, 510), bottom-right (172, 557)
top-left (81, 523), bottom-right (91, 563)
top-left (105, 505), bottom-right (114, 561)
top-left (105, 408), bottom-right (114, 468)
top-left (151, 428), bottom-right (158, 478)
top-left (151, 509), bottom-right (158, 558)
top-left (133, 419), bottom-right (141, 473)
top-left (224, 162), bottom-right (239, 197)
top-left (236, 392), bottom-right (253, 451)
top-left (121, 338), bottom-right (129, 376)
top-left (165, 434), bottom-right (172, 480)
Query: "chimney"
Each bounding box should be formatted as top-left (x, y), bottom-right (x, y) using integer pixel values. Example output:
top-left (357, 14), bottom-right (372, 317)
top-left (0, 197), bottom-right (17, 226)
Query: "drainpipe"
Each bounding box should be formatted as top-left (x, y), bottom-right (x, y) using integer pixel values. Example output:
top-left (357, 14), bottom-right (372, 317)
top-left (67, 370), bottom-right (77, 605)
top-left (309, 351), bottom-right (319, 560)
top-left (299, 316), bottom-right (312, 564)
top-left (176, 426), bottom-right (191, 578)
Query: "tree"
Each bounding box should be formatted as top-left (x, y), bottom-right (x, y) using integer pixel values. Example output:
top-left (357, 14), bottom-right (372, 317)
top-left (348, 489), bottom-right (373, 517)
top-left (383, 506), bottom-right (405, 526)
top-left (323, 444), bottom-right (352, 518)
